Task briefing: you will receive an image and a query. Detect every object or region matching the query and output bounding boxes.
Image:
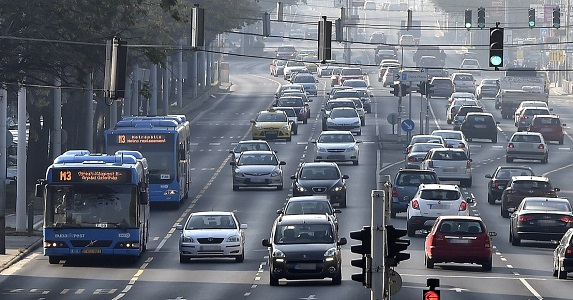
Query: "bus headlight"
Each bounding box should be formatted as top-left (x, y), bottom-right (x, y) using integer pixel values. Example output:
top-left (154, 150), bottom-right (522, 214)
top-left (164, 190), bottom-right (178, 195)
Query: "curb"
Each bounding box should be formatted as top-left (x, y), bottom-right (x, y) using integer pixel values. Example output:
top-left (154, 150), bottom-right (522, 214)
top-left (0, 237), bottom-right (43, 273)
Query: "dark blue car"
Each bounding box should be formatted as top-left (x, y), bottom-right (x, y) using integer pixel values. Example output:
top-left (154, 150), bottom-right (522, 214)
top-left (391, 169), bottom-right (439, 218)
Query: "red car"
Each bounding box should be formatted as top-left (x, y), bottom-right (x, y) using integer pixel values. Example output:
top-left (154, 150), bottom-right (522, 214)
top-left (338, 67), bottom-right (364, 85)
top-left (425, 216), bottom-right (496, 271)
top-left (528, 115), bottom-right (565, 145)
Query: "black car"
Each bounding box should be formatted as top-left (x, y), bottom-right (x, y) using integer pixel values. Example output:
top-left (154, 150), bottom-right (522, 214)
top-left (553, 228), bottom-right (573, 279)
top-left (485, 166), bottom-right (534, 204)
top-left (391, 169), bottom-right (439, 218)
top-left (460, 112), bottom-right (499, 143)
top-left (262, 214), bottom-right (347, 286)
top-left (277, 196), bottom-right (341, 228)
top-left (501, 176), bottom-right (559, 218)
top-left (452, 105), bottom-right (484, 130)
top-left (291, 162), bottom-right (349, 208)
top-left (509, 197), bottom-right (573, 246)
top-left (428, 77), bottom-right (453, 99)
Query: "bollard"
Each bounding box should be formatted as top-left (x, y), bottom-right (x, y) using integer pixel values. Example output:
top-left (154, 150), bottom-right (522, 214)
top-left (27, 200), bottom-right (34, 236)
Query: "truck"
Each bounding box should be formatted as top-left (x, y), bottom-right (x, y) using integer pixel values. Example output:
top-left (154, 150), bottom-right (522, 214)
top-left (497, 89), bottom-right (549, 119)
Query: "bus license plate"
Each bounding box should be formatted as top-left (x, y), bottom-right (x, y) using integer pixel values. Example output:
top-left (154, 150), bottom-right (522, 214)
top-left (83, 249), bottom-right (102, 254)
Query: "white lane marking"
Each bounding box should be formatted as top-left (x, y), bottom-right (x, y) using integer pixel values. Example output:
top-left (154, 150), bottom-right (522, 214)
top-left (519, 278), bottom-right (544, 300)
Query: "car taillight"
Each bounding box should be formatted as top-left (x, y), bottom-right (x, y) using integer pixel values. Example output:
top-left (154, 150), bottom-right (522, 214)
top-left (508, 143), bottom-right (515, 148)
top-left (406, 146), bottom-right (412, 153)
top-left (408, 157), bottom-right (418, 162)
top-left (566, 246), bottom-right (573, 258)
top-left (523, 115), bottom-right (529, 119)
top-left (459, 201), bottom-right (467, 211)
top-left (538, 144), bottom-right (545, 149)
top-left (458, 143), bottom-right (465, 148)
top-left (385, 71), bottom-right (390, 76)
top-left (493, 181), bottom-right (499, 189)
top-left (466, 160), bottom-right (471, 168)
top-left (485, 237), bottom-right (491, 248)
top-left (427, 160), bottom-right (433, 168)
top-left (392, 187), bottom-right (398, 197)
top-left (518, 215), bottom-right (534, 222)
top-left (412, 199), bottom-right (419, 210)
top-left (559, 216), bottom-right (573, 223)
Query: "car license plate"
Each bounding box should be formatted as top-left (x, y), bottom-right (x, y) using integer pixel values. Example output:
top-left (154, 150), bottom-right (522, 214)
top-left (429, 204), bottom-right (448, 210)
top-left (474, 124), bottom-right (486, 129)
top-left (328, 155), bottom-right (345, 160)
top-left (82, 249), bottom-right (102, 254)
top-left (443, 168), bottom-right (456, 172)
top-left (201, 246), bottom-right (221, 251)
top-left (537, 219), bottom-right (557, 226)
top-left (250, 178), bottom-right (266, 183)
top-left (295, 263), bottom-right (316, 270)
top-left (541, 128), bottom-right (553, 132)
top-left (449, 239), bottom-right (470, 244)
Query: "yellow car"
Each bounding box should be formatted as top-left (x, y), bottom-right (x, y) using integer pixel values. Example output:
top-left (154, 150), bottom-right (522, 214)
top-left (251, 109), bottom-right (292, 141)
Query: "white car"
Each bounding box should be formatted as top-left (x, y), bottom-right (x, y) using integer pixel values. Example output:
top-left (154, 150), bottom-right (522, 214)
top-left (177, 211), bottom-right (247, 263)
top-left (406, 184), bottom-right (472, 237)
top-left (420, 147), bottom-right (473, 187)
top-left (513, 101), bottom-right (549, 125)
top-left (324, 107), bottom-right (361, 135)
top-left (431, 130), bottom-right (470, 157)
top-left (283, 61), bottom-right (308, 80)
top-left (313, 130), bottom-right (361, 165)
top-left (460, 58), bottom-right (481, 74)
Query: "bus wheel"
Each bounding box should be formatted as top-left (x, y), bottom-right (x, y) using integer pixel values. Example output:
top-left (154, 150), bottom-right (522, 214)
top-left (48, 256), bottom-right (60, 264)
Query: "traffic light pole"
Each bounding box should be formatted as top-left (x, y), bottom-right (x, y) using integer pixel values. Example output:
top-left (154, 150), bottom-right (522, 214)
top-left (397, 88), bottom-right (402, 141)
top-left (371, 190), bottom-right (385, 300)
top-left (425, 93), bottom-right (430, 134)
top-left (419, 91), bottom-right (423, 134)
top-left (407, 90), bottom-right (412, 142)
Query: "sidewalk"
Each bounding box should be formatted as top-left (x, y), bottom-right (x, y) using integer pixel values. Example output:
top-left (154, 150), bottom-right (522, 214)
top-left (0, 213), bottom-right (43, 272)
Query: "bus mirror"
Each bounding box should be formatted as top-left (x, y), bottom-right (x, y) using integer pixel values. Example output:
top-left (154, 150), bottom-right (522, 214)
top-left (140, 191), bottom-right (149, 205)
top-left (34, 182), bottom-right (44, 198)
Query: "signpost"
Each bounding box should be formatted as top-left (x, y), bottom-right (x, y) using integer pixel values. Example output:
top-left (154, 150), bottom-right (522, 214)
top-left (387, 113), bottom-right (399, 134)
top-left (400, 71), bottom-right (426, 82)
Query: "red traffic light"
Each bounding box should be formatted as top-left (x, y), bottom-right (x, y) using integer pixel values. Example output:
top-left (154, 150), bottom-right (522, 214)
top-left (423, 290), bottom-right (440, 300)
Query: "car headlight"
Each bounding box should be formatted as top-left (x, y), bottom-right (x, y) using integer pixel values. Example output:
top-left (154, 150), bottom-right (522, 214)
top-left (226, 235), bottom-right (240, 243)
top-left (317, 147), bottom-right (327, 152)
top-left (254, 125), bottom-right (263, 130)
top-left (281, 124), bottom-right (290, 130)
top-left (271, 170), bottom-right (281, 177)
top-left (333, 186), bottom-right (344, 192)
top-left (235, 171), bottom-right (245, 178)
top-left (352, 121), bottom-right (360, 126)
top-left (296, 185), bottom-right (307, 192)
top-left (272, 248), bottom-right (285, 258)
top-left (324, 247), bottom-right (337, 258)
top-left (182, 235), bottom-right (194, 243)
top-left (347, 146), bottom-right (356, 151)
top-left (327, 120), bottom-right (334, 125)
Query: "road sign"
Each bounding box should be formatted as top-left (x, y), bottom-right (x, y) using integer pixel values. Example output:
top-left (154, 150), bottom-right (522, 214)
top-left (400, 71), bottom-right (427, 82)
top-left (540, 28), bottom-right (548, 37)
top-left (401, 119), bottom-right (415, 132)
top-left (549, 50), bottom-right (565, 62)
top-left (388, 269), bottom-right (403, 296)
top-left (387, 113), bottom-right (399, 125)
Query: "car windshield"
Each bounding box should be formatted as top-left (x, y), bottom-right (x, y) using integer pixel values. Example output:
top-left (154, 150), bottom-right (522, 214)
top-left (379, 50), bottom-right (394, 55)
top-left (257, 113), bottom-right (287, 122)
top-left (511, 134), bottom-right (541, 143)
top-left (342, 68), bottom-right (362, 76)
top-left (397, 173), bottom-right (438, 186)
top-left (333, 91), bottom-right (360, 98)
top-left (454, 75), bottom-right (474, 81)
top-left (185, 215), bottom-right (237, 230)
top-left (420, 189), bottom-right (461, 201)
top-left (326, 101), bottom-right (354, 110)
top-left (523, 200), bottom-right (572, 212)
top-left (482, 80), bottom-right (497, 85)
top-left (411, 136), bottom-right (442, 145)
top-left (276, 109), bottom-right (296, 117)
top-left (278, 46), bottom-right (295, 52)
top-left (431, 151), bottom-right (468, 161)
top-left (411, 144), bottom-right (442, 153)
top-left (434, 132), bottom-right (462, 140)
top-left (344, 81), bottom-right (368, 88)
top-left (331, 109), bottom-right (358, 118)
top-left (438, 220), bottom-right (483, 234)
top-left (466, 116), bottom-right (492, 123)
top-left (433, 79), bottom-right (451, 85)
top-left (276, 60), bottom-right (286, 66)
top-left (318, 134), bottom-right (355, 143)
top-left (293, 75), bottom-right (315, 83)
top-left (513, 180), bottom-right (551, 189)
top-left (524, 109), bottom-right (549, 116)
top-left (238, 153), bottom-right (278, 165)
top-left (300, 166), bottom-right (340, 180)
top-left (284, 201), bottom-right (333, 215)
top-left (536, 117), bottom-right (560, 125)
top-left (495, 168), bottom-right (533, 179)
top-left (351, 99), bottom-right (363, 108)
top-left (278, 98), bottom-right (304, 107)
top-left (287, 61), bottom-right (305, 67)
top-left (274, 224), bottom-right (334, 244)
top-left (234, 142), bottom-right (271, 153)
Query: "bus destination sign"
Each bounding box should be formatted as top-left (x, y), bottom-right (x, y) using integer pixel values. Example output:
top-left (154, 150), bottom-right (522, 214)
top-left (52, 169), bottom-right (131, 183)
top-left (115, 134), bottom-right (168, 144)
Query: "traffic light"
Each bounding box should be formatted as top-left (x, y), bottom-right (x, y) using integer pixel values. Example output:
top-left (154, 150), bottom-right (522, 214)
top-left (318, 17), bottom-right (332, 62)
top-left (489, 26), bottom-right (504, 68)
top-left (105, 37), bottom-right (128, 100)
top-left (426, 82), bottom-right (434, 95)
top-left (335, 18), bottom-right (343, 42)
top-left (423, 278), bottom-right (441, 300)
top-left (350, 226), bottom-right (371, 287)
top-left (390, 83), bottom-right (400, 97)
top-left (386, 225), bottom-right (410, 267)
top-left (464, 9), bottom-right (472, 29)
top-left (477, 7), bottom-right (486, 28)
top-left (262, 12), bottom-right (271, 37)
top-left (553, 6), bottom-right (560, 28)
top-left (528, 8), bottom-right (535, 28)
top-left (418, 82), bottom-right (426, 95)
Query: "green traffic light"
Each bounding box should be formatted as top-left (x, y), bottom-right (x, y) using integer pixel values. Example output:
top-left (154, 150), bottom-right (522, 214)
top-left (553, 23), bottom-right (561, 28)
top-left (490, 56), bottom-right (502, 66)
top-left (478, 23), bottom-right (485, 29)
top-left (465, 22), bottom-right (471, 28)
top-left (529, 21), bottom-right (535, 27)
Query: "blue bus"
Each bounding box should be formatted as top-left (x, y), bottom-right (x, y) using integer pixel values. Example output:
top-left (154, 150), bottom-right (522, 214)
top-left (35, 150), bottom-right (150, 264)
top-left (104, 115), bottom-right (191, 205)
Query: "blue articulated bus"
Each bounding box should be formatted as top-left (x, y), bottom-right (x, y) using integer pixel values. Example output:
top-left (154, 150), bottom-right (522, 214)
top-left (104, 115), bottom-right (191, 205)
top-left (35, 150), bottom-right (150, 264)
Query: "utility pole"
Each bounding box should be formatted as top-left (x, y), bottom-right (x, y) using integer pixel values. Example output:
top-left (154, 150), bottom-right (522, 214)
top-left (0, 88), bottom-right (7, 253)
top-left (371, 190), bottom-right (385, 300)
top-left (16, 87), bottom-right (26, 232)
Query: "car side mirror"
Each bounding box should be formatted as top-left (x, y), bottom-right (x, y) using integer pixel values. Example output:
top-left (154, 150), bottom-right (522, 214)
top-left (466, 197), bottom-right (474, 203)
top-left (229, 150), bottom-right (234, 154)
top-left (250, 119), bottom-right (256, 124)
top-left (555, 187), bottom-right (561, 192)
top-left (279, 161), bottom-right (286, 165)
top-left (290, 175), bottom-right (296, 180)
top-left (563, 124), bottom-right (567, 127)
top-left (342, 174), bottom-right (349, 179)
top-left (276, 209), bottom-right (283, 214)
top-left (496, 121), bottom-right (500, 124)
top-left (508, 207), bottom-right (516, 213)
top-left (262, 239), bottom-right (271, 247)
top-left (489, 232), bottom-right (497, 237)
top-left (485, 174), bottom-right (492, 178)
top-left (356, 140), bottom-right (362, 143)
top-left (334, 209), bottom-right (342, 214)
top-left (240, 224), bottom-right (248, 230)
top-left (230, 161), bottom-right (237, 166)
top-left (176, 224), bottom-right (183, 230)
top-left (338, 237), bottom-right (348, 246)
top-left (469, 159), bottom-right (473, 162)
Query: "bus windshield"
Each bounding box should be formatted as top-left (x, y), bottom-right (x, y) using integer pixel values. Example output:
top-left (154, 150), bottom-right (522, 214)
top-left (46, 185), bottom-right (137, 228)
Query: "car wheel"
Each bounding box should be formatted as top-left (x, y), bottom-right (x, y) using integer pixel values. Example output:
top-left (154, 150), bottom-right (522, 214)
top-left (357, 130), bottom-right (361, 136)
top-left (332, 271), bottom-right (342, 285)
top-left (303, 118), bottom-right (307, 124)
top-left (407, 224), bottom-right (416, 237)
top-left (446, 120), bottom-right (451, 124)
top-left (286, 136), bottom-right (292, 142)
top-left (48, 256), bottom-right (61, 265)
top-left (390, 210), bottom-right (397, 218)
top-left (277, 183), bottom-right (283, 191)
top-left (179, 254), bottom-right (188, 263)
top-left (235, 252), bottom-right (245, 263)
top-left (553, 258), bottom-right (559, 277)
top-left (558, 262), bottom-right (568, 279)
top-left (492, 136), bottom-right (497, 143)
top-left (487, 193), bottom-right (496, 205)
top-left (293, 127), bottom-right (298, 135)
top-left (559, 138), bottom-right (564, 145)
top-left (353, 160), bottom-right (359, 166)
top-left (542, 155), bottom-right (548, 164)
top-left (425, 254), bottom-right (434, 269)
top-left (506, 156), bottom-right (513, 163)
top-left (482, 257), bottom-right (493, 271)
top-left (339, 196), bottom-right (347, 208)
top-left (501, 206), bottom-right (510, 218)
top-left (511, 232), bottom-right (521, 246)
top-left (269, 273), bottom-right (280, 286)
top-left (361, 118), bottom-right (365, 126)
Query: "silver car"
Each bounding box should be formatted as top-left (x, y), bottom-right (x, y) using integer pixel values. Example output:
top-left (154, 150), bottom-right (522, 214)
top-left (324, 107), bottom-right (361, 135)
top-left (313, 130), bottom-right (361, 165)
top-left (405, 143), bottom-right (444, 169)
top-left (420, 148), bottom-right (473, 187)
top-left (506, 132), bottom-right (548, 163)
top-left (230, 150), bottom-right (286, 190)
top-left (229, 140), bottom-right (272, 161)
top-left (177, 211), bottom-right (247, 263)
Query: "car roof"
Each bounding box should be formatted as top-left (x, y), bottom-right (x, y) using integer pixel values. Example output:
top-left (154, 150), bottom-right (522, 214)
top-left (521, 197), bottom-right (569, 203)
top-left (510, 175), bottom-right (550, 182)
top-left (419, 183), bottom-right (460, 191)
top-left (287, 196), bottom-right (330, 203)
top-left (274, 107), bottom-right (296, 111)
top-left (429, 147), bottom-right (466, 153)
top-left (497, 165), bottom-right (532, 170)
top-left (532, 114), bottom-right (559, 119)
top-left (398, 169), bottom-right (437, 174)
top-left (465, 112), bottom-right (493, 117)
top-left (276, 214), bottom-right (333, 225)
top-left (191, 211), bottom-right (235, 216)
top-left (511, 131), bottom-right (543, 136)
top-left (437, 215), bottom-right (483, 221)
top-left (240, 150), bottom-right (276, 155)
top-left (238, 140), bottom-right (269, 144)
top-left (301, 162), bottom-right (339, 168)
top-left (320, 130), bottom-right (353, 135)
